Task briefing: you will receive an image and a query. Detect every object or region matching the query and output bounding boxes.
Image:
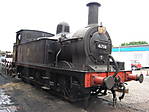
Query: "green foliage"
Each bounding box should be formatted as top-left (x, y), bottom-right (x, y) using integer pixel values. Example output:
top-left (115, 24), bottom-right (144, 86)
top-left (121, 41), bottom-right (148, 46)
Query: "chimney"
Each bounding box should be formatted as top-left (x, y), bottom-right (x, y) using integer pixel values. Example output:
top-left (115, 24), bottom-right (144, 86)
top-left (87, 2), bottom-right (101, 25)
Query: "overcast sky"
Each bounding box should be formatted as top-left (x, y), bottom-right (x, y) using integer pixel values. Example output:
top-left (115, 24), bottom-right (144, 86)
top-left (0, 0), bottom-right (149, 51)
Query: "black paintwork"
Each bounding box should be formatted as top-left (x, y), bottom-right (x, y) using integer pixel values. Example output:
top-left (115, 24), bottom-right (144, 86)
top-left (11, 2), bottom-right (124, 104)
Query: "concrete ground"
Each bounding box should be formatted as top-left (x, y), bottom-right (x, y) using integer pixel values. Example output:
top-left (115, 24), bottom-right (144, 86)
top-left (0, 71), bottom-right (149, 112)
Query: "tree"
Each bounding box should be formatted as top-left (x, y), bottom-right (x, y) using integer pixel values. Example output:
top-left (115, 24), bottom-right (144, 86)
top-left (120, 41), bottom-right (148, 46)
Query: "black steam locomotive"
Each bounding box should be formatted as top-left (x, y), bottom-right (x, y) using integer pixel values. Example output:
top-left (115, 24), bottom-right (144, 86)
top-left (12, 2), bottom-right (143, 106)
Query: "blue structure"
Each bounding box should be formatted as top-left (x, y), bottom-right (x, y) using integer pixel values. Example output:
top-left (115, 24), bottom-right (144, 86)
top-left (112, 45), bottom-right (149, 52)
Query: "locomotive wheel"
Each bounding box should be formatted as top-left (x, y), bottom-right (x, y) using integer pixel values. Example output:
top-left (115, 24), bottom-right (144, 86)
top-left (57, 76), bottom-right (72, 99)
top-left (54, 75), bottom-right (89, 102)
top-left (20, 74), bottom-right (28, 83)
top-left (57, 61), bottom-right (73, 69)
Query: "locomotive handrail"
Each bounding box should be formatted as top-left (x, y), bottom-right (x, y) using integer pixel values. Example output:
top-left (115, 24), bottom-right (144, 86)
top-left (109, 55), bottom-right (119, 77)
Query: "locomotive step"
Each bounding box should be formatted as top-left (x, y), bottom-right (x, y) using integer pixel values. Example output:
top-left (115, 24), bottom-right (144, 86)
top-left (41, 77), bottom-right (49, 79)
top-left (41, 86), bottom-right (50, 90)
top-left (29, 77), bottom-right (34, 79)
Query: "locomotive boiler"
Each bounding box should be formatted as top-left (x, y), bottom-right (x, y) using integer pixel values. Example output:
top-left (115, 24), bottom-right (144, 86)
top-left (11, 2), bottom-right (143, 107)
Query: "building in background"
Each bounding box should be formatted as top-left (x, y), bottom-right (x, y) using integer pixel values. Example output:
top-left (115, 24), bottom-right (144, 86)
top-left (112, 45), bottom-right (149, 70)
top-left (0, 51), bottom-right (12, 63)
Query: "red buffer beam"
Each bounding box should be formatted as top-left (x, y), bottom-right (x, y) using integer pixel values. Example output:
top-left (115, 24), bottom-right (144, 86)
top-left (85, 71), bottom-right (143, 88)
